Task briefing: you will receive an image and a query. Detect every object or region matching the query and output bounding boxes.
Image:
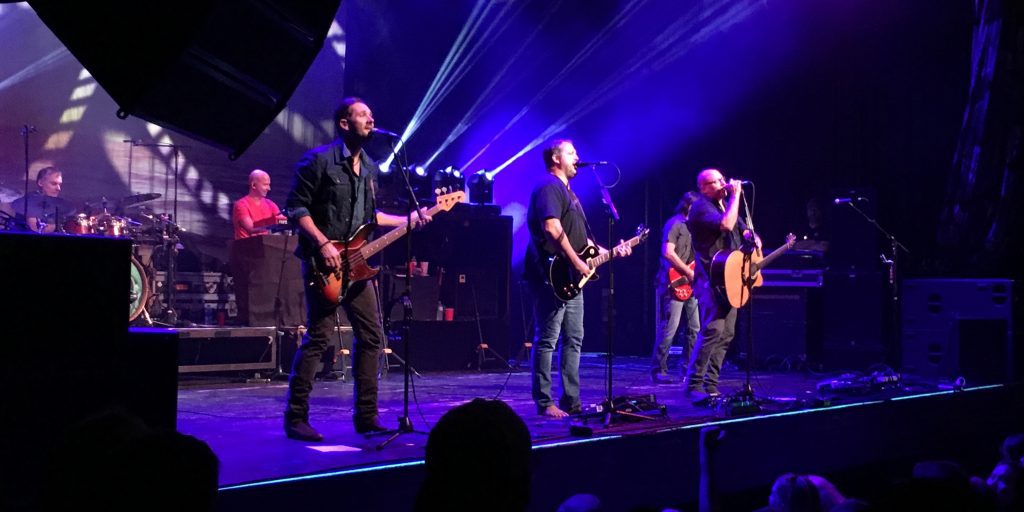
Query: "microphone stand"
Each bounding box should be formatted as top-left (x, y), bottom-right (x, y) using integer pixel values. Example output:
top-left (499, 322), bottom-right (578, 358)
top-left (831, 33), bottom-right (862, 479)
top-left (838, 201), bottom-right (909, 368)
top-left (377, 137), bottom-right (429, 450)
top-left (586, 164), bottom-right (658, 425)
top-left (20, 124), bottom-right (36, 228)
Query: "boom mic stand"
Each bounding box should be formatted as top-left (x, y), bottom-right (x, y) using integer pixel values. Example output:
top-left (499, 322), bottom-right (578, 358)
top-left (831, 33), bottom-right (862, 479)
top-left (377, 137), bottom-right (429, 450)
top-left (838, 200), bottom-right (909, 369)
top-left (585, 163), bottom-right (660, 425)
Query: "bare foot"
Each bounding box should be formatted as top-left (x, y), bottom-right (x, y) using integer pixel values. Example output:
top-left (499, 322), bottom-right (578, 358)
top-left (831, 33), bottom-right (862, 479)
top-left (541, 405), bottom-right (569, 418)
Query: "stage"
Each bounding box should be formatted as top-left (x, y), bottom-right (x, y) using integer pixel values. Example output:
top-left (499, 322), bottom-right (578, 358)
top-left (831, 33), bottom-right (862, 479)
top-left (174, 354), bottom-right (1021, 511)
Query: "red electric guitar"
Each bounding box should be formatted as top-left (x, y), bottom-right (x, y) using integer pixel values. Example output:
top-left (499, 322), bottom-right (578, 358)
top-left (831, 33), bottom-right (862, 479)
top-left (667, 261), bottom-right (697, 301)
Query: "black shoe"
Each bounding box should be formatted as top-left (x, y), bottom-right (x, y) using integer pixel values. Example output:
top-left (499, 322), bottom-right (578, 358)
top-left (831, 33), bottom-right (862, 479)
top-left (354, 417), bottom-right (388, 434)
top-left (285, 420), bottom-right (324, 442)
top-left (684, 386), bottom-right (708, 403)
top-left (651, 371), bottom-right (676, 384)
top-left (704, 385), bottom-right (721, 396)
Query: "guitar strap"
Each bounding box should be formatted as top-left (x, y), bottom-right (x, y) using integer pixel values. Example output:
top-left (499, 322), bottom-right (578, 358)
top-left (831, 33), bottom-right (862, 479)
top-left (566, 185), bottom-right (597, 246)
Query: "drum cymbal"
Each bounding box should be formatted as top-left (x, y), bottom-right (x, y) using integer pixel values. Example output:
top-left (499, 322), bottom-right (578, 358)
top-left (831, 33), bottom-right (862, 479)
top-left (121, 192), bottom-right (161, 207)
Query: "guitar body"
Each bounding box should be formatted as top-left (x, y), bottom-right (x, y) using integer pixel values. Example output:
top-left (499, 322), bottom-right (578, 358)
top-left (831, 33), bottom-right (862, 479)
top-left (710, 248), bottom-right (764, 308)
top-left (314, 224), bottom-right (381, 304)
top-left (667, 261), bottom-right (697, 301)
top-left (547, 225), bottom-right (650, 302)
top-left (548, 245), bottom-right (600, 302)
top-left (309, 191), bottom-right (466, 305)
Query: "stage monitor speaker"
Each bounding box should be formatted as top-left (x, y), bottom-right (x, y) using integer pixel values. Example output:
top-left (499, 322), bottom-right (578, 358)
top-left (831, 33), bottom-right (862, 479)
top-left (28, 0), bottom-right (342, 157)
top-left (901, 279), bottom-right (1014, 383)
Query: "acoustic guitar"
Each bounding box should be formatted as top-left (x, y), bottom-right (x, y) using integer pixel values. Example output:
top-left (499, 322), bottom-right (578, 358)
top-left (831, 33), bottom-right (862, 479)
top-left (710, 233), bottom-right (796, 308)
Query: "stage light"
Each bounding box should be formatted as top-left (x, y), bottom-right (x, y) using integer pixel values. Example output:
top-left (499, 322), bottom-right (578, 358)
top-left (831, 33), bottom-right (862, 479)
top-left (412, 164), bottom-right (427, 177)
top-left (468, 170), bottom-right (494, 204)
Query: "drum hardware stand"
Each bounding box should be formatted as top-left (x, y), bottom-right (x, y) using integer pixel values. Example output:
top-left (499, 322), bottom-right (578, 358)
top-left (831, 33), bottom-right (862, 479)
top-left (471, 283), bottom-right (511, 371)
top-left (376, 138), bottom-right (429, 450)
top-left (131, 141), bottom-right (188, 326)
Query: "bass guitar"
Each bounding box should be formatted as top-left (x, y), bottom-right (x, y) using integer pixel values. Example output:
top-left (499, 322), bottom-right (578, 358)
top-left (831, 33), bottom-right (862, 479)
top-left (548, 225), bottom-right (649, 302)
top-left (311, 191), bottom-right (464, 304)
top-left (710, 233), bottom-right (796, 308)
top-left (667, 261), bottom-right (697, 301)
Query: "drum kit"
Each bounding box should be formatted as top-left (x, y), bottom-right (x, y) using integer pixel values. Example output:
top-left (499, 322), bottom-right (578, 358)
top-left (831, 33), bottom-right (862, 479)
top-left (40, 191), bottom-right (180, 323)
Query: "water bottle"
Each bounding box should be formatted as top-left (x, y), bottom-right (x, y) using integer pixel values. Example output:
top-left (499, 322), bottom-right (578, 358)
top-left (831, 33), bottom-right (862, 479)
top-left (203, 303), bottom-right (214, 325)
top-left (436, 301), bottom-right (444, 321)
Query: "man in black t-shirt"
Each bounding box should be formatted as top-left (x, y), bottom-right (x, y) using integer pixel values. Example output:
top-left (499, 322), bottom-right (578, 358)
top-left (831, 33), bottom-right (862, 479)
top-left (684, 169), bottom-right (759, 400)
top-left (524, 139), bottom-right (631, 418)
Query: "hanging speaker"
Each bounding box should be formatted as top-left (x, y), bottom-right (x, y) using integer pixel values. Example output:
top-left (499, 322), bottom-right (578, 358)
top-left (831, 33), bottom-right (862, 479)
top-left (28, 0), bottom-right (342, 158)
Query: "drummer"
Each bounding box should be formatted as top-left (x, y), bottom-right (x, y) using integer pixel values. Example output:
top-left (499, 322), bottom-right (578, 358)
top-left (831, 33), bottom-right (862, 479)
top-left (232, 169), bottom-right (286, 240)
top-left (9, 166), bottom-right (72, 233)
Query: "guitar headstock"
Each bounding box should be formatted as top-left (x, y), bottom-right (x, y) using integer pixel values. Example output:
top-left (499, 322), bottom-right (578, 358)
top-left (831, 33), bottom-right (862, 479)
top-left (434, 191), bottom-right (466, 212)
top-left (635, 224), bottom-right (650, 243)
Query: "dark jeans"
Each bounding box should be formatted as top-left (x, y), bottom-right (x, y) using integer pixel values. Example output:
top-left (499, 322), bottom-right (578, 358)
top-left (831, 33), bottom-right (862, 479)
top-left (684, 282), bottom-right (737, 391)
top-left (285, 266), bottom-right (382, 425)
top-left (530, 281), bottom-right (584, 412)
top-left (651, 288), bottom-right (699, 374)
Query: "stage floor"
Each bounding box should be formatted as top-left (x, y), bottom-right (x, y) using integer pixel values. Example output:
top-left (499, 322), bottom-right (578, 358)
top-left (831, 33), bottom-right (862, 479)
top-left (176, 354), bottom-right (947, 488)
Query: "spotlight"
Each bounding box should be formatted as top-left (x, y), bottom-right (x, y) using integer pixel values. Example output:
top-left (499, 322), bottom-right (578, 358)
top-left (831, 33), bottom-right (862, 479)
top-left (468, 169), bottom-right (494, 204)
top-left (413, 164), bottom-right (427, 177)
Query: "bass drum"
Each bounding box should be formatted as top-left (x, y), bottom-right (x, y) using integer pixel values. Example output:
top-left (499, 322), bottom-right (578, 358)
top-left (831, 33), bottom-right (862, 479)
top-left (129, 256), bottom-right (150, 321)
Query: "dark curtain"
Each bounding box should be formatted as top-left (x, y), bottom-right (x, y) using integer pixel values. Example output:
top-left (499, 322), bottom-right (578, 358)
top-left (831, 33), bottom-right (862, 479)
top-left (939, 0), bottom-right (1024, 278)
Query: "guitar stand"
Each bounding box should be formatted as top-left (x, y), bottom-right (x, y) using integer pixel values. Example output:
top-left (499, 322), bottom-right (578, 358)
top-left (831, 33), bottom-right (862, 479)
top-left (469, 283), bottom-right (511, 371)
top-left (317, 310), bottom-right (350, 382)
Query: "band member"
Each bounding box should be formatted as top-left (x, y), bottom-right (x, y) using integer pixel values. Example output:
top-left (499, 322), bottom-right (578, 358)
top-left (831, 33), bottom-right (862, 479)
top-left (684, 169), bottom-right (760, 399)
top-left (524, 139), bottom-right (631, 419)
top-left (232, 169), bottom-right (285, 240)
top-left (10, 166), bottom-right (71, 233)
top-left (650, 191), bottom-right (701, 384)
top-left (283, 97), bottom-right (431, 441)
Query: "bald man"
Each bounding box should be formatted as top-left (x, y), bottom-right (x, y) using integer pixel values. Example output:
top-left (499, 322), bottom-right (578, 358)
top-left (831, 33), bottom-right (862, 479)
top-left (232, 169), bottom-right (285, 240)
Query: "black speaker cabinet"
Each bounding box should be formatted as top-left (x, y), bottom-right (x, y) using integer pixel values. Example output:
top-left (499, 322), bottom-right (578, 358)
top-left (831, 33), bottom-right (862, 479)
top-left (901, 279), bottom-right (1014, 383)
top-left (821, 271), bottom-right (886, 369)
top-left (733, 286), bottom-right (821, 368)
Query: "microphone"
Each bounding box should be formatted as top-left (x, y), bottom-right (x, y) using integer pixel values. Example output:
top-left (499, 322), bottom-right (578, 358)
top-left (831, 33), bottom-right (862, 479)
top-left (834, 196), bottom-right (868, 205)
top-left (735, 180), bottom-right (753, 185)
top-left (372, 127), bottom-right (401, 138)
top-left (574, 161), bottom-right (608, 168)
top-left (21, 125), bottom-right (37, 135)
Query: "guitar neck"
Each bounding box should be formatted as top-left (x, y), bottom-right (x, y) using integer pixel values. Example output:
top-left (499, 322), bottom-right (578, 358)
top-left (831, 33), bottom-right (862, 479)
top-left (361, 203), bottom-right (445, 258)
top-left (754, 243), bottom-right (792, 272)
top-left (588, 235), bottom-right (642, 268)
